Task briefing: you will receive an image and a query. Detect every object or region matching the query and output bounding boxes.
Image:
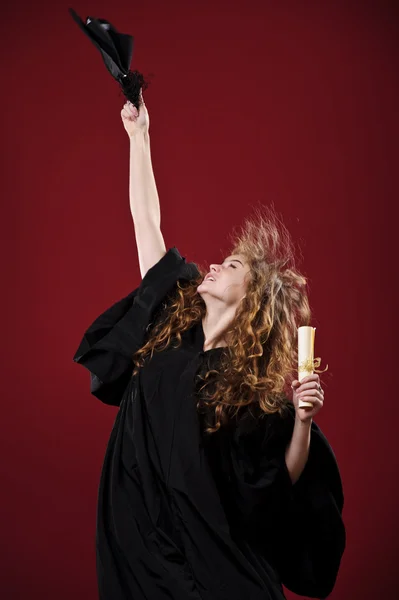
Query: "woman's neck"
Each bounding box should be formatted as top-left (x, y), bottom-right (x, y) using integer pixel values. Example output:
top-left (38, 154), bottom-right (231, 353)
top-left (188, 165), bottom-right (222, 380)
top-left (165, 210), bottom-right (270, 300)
top-left (201, 308), bottom-right (236, 350)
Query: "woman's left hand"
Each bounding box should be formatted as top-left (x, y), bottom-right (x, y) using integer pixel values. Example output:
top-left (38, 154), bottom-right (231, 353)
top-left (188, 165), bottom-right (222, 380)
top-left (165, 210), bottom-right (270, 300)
top-left (291, 374), bottom-right (324, 422)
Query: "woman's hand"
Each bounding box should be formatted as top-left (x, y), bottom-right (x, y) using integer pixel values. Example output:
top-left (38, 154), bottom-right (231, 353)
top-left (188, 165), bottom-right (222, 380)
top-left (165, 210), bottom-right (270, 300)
top-left (121, 90), bottom-right (150, 138)
top-left (291, 374), bottom-right (324, 422)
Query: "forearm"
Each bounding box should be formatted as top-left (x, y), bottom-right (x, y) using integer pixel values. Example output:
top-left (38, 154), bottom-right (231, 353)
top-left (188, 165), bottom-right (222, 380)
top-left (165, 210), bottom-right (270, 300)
top-left (129, 132), bottom-right (161, 229)
top-left (285, 416), bottom-right (312, 485)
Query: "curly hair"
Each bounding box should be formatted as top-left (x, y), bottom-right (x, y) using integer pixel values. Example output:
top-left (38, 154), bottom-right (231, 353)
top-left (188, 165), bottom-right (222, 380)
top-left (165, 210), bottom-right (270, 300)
top-left (131, 205), bottom-right (320, 435)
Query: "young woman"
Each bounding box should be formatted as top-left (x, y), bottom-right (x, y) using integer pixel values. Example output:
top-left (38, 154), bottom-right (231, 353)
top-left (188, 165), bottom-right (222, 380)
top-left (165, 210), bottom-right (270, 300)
top-left (73, 94), bottom-right (346, 600)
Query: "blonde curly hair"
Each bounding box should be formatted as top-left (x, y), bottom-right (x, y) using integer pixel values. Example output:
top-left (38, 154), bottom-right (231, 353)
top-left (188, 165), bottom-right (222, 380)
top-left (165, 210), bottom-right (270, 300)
top-left (132, 205), bottom-right (313, 434)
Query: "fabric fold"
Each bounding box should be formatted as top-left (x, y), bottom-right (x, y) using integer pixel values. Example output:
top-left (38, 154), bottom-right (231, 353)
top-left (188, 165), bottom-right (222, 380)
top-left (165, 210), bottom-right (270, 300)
top-left (73, 246), bottom-right (200, 405)
top-left (228, 404), bottom-right (346, 598)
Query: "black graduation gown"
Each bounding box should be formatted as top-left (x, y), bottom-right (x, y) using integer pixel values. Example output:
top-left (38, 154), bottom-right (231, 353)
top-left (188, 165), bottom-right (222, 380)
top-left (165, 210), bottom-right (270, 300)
top-left (73, 246), bottom-right (346, 600)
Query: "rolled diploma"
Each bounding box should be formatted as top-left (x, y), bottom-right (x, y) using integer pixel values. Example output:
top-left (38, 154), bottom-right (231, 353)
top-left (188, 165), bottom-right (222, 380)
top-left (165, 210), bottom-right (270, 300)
top-left (298, 326), bottom-right (316, 408)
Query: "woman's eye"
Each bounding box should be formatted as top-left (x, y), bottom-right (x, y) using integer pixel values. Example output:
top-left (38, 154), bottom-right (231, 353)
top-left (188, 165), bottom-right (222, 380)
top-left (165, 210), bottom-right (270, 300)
top-left (229, 264), bottom-right (237, 269)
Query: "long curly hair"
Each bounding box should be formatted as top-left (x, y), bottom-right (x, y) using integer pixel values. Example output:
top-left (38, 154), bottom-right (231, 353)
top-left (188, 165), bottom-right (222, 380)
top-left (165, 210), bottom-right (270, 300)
top-left (132, 205), bottom-right (315, 435)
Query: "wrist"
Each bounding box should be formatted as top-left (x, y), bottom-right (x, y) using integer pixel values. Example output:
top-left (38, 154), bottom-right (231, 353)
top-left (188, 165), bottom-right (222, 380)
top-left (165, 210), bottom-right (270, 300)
top-left (129, 130), bottom-right (149, 143)
top-left (129, 131), bottom-right (151, 155)
top-left (295, 413), bottom-right (312, 427)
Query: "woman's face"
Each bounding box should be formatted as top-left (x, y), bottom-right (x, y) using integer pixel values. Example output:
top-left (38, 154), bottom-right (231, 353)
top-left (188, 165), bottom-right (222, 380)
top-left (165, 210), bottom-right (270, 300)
top-left (197, 254), bottom-right (251, 306)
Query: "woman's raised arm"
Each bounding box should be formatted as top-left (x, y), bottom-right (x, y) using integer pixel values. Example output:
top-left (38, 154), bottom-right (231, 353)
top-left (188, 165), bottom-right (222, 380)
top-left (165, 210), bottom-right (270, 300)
top-left (121, 93), bottom-right (166, 279)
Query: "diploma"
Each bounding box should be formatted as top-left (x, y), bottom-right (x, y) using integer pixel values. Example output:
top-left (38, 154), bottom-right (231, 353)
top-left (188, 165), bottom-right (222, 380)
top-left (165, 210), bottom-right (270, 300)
top-left (298, 326), bottom-right (316, 408)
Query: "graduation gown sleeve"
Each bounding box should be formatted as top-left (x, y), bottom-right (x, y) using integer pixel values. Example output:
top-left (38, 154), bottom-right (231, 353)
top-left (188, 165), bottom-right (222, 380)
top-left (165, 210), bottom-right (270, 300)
top-left (72, 246), bottom-right (200, 406)
top-left (225, 404), bottom-right (346, 599)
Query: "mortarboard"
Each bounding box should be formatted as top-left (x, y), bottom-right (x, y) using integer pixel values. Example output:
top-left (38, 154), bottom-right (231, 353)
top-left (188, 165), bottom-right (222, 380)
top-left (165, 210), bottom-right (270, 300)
top-left (69, 8), bottom-right (149, 109)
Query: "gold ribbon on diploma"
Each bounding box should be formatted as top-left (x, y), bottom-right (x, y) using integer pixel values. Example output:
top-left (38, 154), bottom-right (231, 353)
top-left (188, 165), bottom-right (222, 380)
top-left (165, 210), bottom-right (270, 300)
top-left (297, 326), bottom-right (328, 408)
top-left (298, 357), bottom-right (329, 374)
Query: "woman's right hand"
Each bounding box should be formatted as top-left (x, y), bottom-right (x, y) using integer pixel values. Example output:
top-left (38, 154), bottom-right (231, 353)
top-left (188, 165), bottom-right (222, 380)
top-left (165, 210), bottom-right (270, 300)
top-left (121, 91), bottom-right (149, 138)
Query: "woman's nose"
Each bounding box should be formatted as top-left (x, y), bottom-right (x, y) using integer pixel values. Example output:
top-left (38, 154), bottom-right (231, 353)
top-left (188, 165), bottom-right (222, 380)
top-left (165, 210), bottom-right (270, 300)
top-left (209, 264), bottom-right (220, 273)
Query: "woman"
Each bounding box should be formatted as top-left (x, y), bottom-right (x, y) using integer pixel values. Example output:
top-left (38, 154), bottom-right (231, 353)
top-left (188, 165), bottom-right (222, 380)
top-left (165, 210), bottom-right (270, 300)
top-left (73, 94), bottom-right (346, 600)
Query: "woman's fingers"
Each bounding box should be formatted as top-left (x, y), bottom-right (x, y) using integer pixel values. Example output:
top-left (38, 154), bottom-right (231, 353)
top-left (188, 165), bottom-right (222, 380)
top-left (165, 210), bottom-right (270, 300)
top-left (299, 395), bottom-right (323, 403)
top-left (296, 381), bottom-right (323, 394)
top-left (121, 109), bottom-right (133, 120)
top-left (123, 102), bottom-right (138, 115)
top-left (298, 388), bottom-right (322, 396)
top-left (299, 374), bottom-right (320, 385)
top-left (120, 97), bottom-right (149, 137)
top-left (121, 105), bottom-right (137, 120)
top-left (297, 384), bottom-right (324, 404)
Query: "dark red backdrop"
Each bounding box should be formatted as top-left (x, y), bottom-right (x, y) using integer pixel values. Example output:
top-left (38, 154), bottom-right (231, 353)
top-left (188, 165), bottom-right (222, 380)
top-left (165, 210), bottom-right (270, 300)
top-left (1, 0), bottom-right (398, 598)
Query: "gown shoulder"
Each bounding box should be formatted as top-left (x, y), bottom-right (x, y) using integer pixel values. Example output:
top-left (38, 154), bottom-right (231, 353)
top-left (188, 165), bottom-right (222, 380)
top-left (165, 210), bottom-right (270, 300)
top-left (73, 246), bottom-right (200, 406)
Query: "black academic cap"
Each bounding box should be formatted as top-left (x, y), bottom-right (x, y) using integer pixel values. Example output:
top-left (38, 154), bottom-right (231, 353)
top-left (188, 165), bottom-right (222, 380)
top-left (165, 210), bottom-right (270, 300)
top-left (69, 8), bottom-right (149, 108)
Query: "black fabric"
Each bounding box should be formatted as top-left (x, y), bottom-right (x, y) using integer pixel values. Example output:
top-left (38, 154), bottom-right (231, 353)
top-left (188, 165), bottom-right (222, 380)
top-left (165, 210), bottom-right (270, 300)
top-left (68, 8), bottom-right (148, 108)
top-left (73, 246), bottom-right (346, 600)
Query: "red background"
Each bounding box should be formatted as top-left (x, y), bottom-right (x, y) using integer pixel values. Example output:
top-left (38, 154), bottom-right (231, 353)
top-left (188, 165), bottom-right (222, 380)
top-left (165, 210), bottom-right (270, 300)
top-left (1, 0), bottom-right (398, 598)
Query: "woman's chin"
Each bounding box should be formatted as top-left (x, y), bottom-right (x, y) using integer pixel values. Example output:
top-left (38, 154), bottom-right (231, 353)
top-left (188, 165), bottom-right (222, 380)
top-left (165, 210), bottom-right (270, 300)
top-left (196, 282), bottom-right (208, 295)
